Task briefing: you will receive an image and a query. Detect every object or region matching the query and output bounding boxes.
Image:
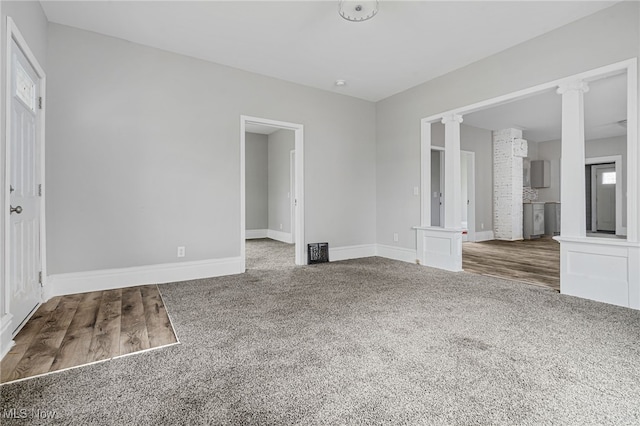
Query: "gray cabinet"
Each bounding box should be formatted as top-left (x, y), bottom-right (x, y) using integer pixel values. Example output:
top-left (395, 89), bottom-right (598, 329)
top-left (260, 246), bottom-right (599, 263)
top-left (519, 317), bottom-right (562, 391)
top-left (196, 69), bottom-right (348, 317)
top-left (531, 160), bottom-right (550, 188)
top-left (523, 202), bottom-right (545, 239)
top-left (544, 202), bottom-right (561, 236)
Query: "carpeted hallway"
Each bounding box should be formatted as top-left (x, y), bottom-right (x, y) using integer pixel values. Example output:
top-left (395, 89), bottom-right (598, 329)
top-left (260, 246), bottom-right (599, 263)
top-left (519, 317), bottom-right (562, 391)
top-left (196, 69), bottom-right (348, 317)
top-left (1, 249), bottom-right (639, 424)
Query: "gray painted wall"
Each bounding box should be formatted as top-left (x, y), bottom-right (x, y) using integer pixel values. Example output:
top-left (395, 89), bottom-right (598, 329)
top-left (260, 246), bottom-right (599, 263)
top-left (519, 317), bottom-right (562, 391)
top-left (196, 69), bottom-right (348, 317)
top-left (1, 1), bottom-right (48, 316)
top-left (245, 132), bottom-right (268, 230)
top-left (431, 123), bottom-right (494, 235)
top-left (268, 129), bottom-right (295, 235)
top-left (46, 23), bottom-right (376, 274)
top-left (376, 1), bottom-right (639, 249)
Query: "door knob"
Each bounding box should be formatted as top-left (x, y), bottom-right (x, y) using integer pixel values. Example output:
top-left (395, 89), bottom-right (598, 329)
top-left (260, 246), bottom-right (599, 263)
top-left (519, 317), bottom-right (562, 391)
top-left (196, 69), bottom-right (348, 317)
top-left (10, 205), bottom-right (22, 214)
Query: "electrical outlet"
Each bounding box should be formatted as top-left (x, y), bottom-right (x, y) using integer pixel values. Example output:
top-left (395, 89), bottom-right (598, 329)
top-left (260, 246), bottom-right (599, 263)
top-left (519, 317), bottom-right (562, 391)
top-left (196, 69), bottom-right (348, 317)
top-left (280, 224), bottom-right (283, 230)
top-left (481, 223), bottom-right (484, 230)
top-left (413, 186), bottom-right (419, 196)
top-left (393, 233), bottom-right (399, 242)
top-left (177, 246), bottom-right (185, 258)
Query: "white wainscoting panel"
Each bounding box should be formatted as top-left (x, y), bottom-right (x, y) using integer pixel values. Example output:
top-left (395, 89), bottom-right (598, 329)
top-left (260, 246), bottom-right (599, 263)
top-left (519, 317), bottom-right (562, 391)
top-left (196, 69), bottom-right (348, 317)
top-left (557, 236), bottom-right (640, 309)
top-left (48, 257), bottom-right (244, 297)
top-left (414, 227), bottom-right (463, 272)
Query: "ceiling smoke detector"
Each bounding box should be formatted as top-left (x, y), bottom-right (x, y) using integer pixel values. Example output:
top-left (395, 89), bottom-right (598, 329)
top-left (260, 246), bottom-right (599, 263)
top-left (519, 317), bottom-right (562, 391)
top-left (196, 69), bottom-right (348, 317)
top-left (339, 0), bottom-right (379, 22)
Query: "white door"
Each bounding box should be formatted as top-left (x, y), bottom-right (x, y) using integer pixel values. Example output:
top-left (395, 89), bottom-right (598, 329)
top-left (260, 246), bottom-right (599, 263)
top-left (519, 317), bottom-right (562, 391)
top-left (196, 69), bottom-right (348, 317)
top-left (8, 39), bottom-right (41, 333)
top-left (594, 166), bottom-right (616, 232)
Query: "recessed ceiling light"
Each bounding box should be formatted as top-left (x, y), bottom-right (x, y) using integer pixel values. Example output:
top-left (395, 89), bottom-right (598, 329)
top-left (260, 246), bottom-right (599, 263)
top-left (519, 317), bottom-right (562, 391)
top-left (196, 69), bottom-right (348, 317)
top-left (335, 79), bottom-right (347, 86)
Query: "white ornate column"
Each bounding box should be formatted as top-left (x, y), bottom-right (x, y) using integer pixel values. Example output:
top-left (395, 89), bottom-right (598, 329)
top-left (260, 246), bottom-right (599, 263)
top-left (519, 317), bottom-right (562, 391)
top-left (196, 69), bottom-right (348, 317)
top-left (557, 80), bottom-right (589, 237)
top-left (555, 78), bottom-right (639, 309)
top-left (442, 114), bottom-right (463, 229)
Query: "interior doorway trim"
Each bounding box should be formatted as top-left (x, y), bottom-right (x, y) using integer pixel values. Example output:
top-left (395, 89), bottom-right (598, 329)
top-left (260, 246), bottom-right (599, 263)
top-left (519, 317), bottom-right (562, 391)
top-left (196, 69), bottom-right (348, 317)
top-left (586, 155), bottom-right (624, 236)
top-left (240, 115), bottom-right (305, 267)
top-left (2, 17), bottom-right (47, 355)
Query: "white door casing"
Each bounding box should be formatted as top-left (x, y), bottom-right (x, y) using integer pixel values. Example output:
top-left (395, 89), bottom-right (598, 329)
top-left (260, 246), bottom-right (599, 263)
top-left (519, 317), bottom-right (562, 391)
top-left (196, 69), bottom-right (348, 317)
top-left (593, 165), bottom-right (616, 232)
top-left (586, 155), bottom-right (623, 236)
top-left (4, 20), bottom-right (46, 339)
top-left (240, 116), bottom-right (304, 266)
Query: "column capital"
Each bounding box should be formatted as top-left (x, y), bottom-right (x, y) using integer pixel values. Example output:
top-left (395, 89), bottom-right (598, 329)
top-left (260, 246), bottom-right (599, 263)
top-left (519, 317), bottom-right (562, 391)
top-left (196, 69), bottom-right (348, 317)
top-left (557, 79), bottom-right (589, 95)
top-left (441, 114), bottom-right (463, 125)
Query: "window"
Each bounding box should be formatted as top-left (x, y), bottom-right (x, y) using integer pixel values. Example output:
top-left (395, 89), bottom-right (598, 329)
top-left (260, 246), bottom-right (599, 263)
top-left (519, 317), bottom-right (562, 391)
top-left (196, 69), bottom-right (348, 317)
top-left (15, 61), bottom-right (35, 111)
top-left (602, 172), bottom-right (616, 185)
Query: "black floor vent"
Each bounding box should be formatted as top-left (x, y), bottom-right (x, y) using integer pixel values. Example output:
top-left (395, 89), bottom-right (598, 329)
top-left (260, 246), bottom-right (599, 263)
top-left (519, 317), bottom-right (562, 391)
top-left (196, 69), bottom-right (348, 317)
top-left (307, 243), bottom-right (329, 264)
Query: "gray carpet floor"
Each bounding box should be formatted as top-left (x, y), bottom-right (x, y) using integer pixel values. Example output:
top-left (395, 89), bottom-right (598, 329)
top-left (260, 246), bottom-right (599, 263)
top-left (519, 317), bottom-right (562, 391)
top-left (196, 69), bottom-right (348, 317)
top-left (1, 239), bottom-right (639, 424)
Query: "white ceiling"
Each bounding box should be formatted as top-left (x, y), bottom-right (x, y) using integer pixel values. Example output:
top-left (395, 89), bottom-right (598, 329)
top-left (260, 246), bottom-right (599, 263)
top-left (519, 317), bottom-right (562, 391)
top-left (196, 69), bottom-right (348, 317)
top-left (463, 72), bottom-right (628, 143)
top-left (40, 0), bottom-right (620, 102)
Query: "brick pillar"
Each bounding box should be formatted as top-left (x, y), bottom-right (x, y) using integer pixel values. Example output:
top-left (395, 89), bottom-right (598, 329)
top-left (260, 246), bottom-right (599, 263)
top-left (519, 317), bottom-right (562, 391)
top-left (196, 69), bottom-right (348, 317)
top-left (493, 128), bottom-right (528, 240)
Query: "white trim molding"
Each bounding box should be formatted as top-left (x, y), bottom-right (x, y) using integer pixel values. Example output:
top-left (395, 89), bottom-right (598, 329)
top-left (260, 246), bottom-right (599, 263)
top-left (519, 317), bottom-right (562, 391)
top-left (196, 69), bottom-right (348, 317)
top-left (586, 155), bottom-right (624, 236)
top-left (0, 313), bottom-right (15, 360)
top-left (376, 244), bottom-right (417, 264)
top-left (241, 115), bottom-right (305, 266)
top-left (474, 230), bottom-right (495, 242)
top-left (48, 257), bottom-right (243, 297)
top-left (329, 244), bottom-right (376, 262)
top-left (245, 229), bottom-right (268, 239)
top-left (267, 229), bottom-right (293, 244)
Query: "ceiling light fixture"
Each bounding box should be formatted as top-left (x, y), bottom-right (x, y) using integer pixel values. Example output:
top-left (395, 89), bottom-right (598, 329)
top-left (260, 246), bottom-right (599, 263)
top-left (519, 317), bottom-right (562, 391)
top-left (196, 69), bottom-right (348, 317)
top-left (339, 0), bottom-right (379, 22)
top-left (335, 79), bottom-right (347, 86)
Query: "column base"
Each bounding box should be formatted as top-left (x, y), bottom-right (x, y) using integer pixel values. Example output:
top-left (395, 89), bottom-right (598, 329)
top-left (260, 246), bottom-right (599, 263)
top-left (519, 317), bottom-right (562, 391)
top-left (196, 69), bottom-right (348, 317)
top-left (555, 236), bottom-right (640, 309)
top-left (414, 226), bottom-right (463, 272)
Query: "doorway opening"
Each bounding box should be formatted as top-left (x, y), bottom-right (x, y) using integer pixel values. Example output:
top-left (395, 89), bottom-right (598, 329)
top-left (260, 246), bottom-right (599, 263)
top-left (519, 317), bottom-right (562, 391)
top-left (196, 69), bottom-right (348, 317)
top-left (585, 155), bottom-right (624, 236)
top-left (240, 116), bottom-right (304, 270)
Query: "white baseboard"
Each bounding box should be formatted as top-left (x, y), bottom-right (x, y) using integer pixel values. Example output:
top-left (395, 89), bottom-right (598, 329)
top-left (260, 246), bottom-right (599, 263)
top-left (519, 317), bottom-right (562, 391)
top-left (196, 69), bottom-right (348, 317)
top-left (267, 229), bottom-right (293, 244)
top-left (473, 230), bottom-right (495, 242)
top-left (375, 244), bottom-right (417, 264)
top-left (1, 313), bottom-right (15, 360)
top-left (330, 244), bottom-right (377, 262)
top-left (246, 229), bottom-right (268, 239)
top-left (48, 257), bottom-right (243, 297)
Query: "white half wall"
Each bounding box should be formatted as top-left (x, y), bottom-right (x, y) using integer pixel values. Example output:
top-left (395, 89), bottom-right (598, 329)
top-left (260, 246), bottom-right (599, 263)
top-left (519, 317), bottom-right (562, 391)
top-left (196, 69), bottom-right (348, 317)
top-left (557, 237), bottom-right (640, 309)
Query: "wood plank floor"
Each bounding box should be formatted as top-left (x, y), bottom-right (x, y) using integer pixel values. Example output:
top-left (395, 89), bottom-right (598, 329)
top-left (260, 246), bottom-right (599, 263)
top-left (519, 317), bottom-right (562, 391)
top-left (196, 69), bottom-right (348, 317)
top-left (462, 237), bottom-right (560, 291)
top-left (1, 285), bottom-right (177, 384)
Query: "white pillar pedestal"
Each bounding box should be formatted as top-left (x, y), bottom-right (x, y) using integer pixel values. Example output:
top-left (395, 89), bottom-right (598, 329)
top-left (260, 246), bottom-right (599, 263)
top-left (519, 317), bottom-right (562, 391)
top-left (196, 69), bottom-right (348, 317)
top-left (415, 226), bottom-right (463, 272)
top-left (556, 236), bottom-right (640, 309)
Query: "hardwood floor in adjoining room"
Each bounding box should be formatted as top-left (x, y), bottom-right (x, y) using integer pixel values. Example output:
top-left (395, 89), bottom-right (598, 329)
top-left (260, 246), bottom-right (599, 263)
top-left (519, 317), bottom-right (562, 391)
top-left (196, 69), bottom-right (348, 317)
top-left (462, 237), bottom-right (560, 291)
top-left (1, 285), bottom-right (178, 384)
